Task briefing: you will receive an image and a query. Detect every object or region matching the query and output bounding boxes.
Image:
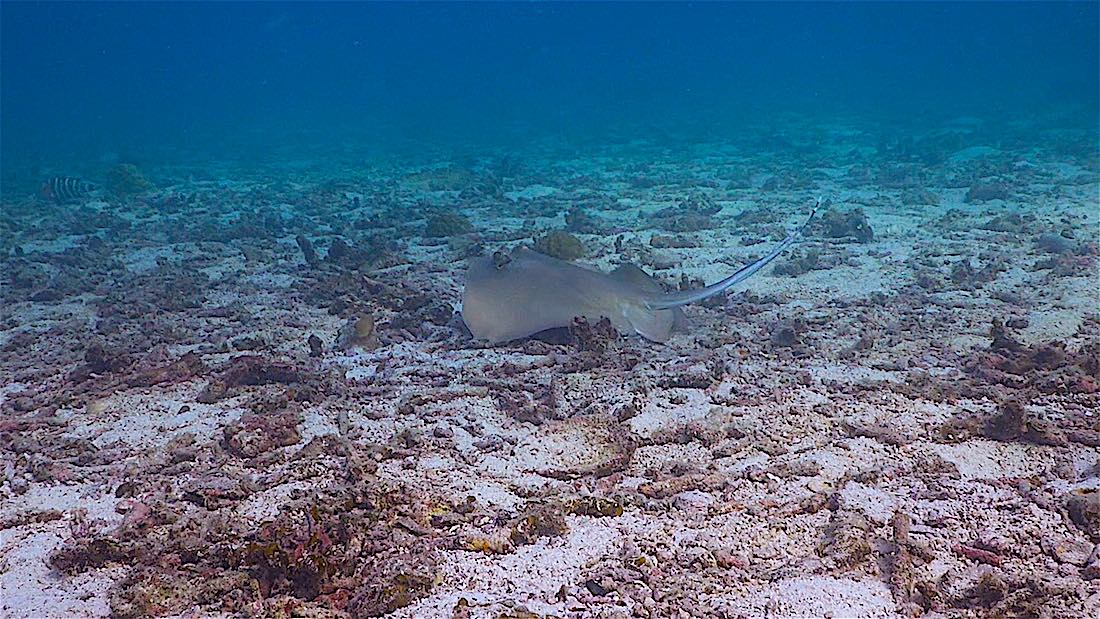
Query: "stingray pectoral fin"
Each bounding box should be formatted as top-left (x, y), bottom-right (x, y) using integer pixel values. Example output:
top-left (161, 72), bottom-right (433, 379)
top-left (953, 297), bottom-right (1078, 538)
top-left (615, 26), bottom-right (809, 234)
top-left (623, 303), bottom-right (677, 343)
top-left (646, 205), bottom-right (819, 310)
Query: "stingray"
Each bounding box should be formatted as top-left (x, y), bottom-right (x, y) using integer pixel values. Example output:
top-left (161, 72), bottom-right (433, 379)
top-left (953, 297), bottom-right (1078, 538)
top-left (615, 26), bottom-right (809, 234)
top-left (462, 207), bottom-right (818, 344)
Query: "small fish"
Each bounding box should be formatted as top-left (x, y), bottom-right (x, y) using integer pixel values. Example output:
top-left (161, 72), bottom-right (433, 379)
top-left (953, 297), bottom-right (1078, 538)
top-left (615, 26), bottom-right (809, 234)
top-left (40, 177), bottom-right (97, 203)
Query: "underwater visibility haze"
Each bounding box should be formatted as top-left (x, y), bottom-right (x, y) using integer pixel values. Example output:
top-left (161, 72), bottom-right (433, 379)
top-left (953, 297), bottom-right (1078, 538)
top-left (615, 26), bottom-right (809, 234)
top-left (1, 2), bottom-right (1099, 618)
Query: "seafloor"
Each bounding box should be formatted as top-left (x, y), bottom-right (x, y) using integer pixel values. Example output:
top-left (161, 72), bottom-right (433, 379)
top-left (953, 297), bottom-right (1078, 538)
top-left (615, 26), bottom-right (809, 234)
top-left (1, 114), bottom-right (1098, 619)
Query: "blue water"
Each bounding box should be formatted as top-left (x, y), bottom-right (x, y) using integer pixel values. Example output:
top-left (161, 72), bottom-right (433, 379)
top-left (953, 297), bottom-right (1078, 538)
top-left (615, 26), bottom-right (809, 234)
top-left (2, 1), bottom-right (1097, 182)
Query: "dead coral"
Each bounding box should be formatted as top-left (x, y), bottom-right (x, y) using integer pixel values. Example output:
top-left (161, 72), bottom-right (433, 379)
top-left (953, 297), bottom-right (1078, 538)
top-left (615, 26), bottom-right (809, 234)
top-left (565, 206), bottom-right (607, 235)
top-left (768, 318), bottom-right (806, 350)
top-left (50, 441), bottom-right (439, 618)
top-left (223, 408), bottom-right (302, 460)
top-left (965, 319), bottom-right (1100, 395)
top-left (648, 192), bottom-right (722, 232)
top-left (570, 316), bottom-right (620, 353)
top-left (981, 399), bottom-right (1066, 446)
top-left (49, 537), bottom-right (135, 574)
top-left (1034, 240), bottom-right (1099, 276)
top-left (510, 502), bottom-right (570, 546)
top-left (325, 236), bottom-right (393, 270)
top-left (817, 510), bottom-right (874, 570)
top-left (1035, 232), bottom-right (1076, 255)
top-left (197, 355), bottom-right (319, 404)
top-left (238, 481), bottom-right (439, 617)
top-left (294, 233), bottom-right (321, 266)
top-left (772, 248), bottom-right (822, 277)
top-left (948, 255), bottom-right (1006, 289)
top-left (1067, 490), bottom-right (1100, 541)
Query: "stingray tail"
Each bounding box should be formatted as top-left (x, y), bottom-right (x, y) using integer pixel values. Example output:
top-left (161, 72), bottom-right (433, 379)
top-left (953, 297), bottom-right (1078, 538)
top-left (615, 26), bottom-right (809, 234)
top-left (645, 202), bottom-right (820, 311)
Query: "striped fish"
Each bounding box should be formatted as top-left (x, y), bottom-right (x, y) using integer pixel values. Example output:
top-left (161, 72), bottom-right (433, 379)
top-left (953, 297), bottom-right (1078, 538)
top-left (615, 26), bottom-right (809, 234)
top-left (40, 177), bottom-right (97, 202)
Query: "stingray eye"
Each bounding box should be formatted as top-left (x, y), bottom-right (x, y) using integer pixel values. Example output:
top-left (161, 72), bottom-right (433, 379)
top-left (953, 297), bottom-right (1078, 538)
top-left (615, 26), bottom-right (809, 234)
top-left (492, 251), bottom-right (512, 270)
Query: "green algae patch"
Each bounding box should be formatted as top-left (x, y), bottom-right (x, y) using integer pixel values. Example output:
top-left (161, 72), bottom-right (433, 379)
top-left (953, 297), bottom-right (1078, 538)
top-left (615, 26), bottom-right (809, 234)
top-left (105, 163), bottom-right (154, 197)
top-left (424, 210), bottom-right (474, 237)
top-left (533, 230), bottom-right (585, 260)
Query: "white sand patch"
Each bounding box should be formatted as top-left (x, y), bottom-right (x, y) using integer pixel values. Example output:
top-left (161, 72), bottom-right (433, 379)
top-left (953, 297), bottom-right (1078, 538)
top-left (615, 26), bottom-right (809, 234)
top-left (924, 440), bottom-right (1050, 480)
top-left (62, 383), bottom-right (241, 449)
top-left (719, 576), bottom-right (896, 618)
top-left (392, 515), bottom-right (623, 618)
top-left (839, 480), bottom-right (898, 524)
top-left (504, 185), bottom-right (557, 201)
top-left (0, 482), bottom-right (124, 619)
top-left (627, 388), bottom-right (711, 437)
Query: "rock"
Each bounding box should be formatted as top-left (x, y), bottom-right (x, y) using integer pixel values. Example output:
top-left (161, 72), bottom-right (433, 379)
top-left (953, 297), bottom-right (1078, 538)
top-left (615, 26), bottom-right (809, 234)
top-left (1085, 545), bottom-right (1100, 580)
top-left (1067, 490), bottom-right (1100, 540)
top-left (1042, 536), bottom-right (1093, 566)
top-left (295, 234), bottom-right (319, 267)
top-left (584, 580), bottom-right (609, 596)
top-left (768, 319), bottom-right (804, 348)
top-left (965, 182), bottom-right (1011, 203)
top-left (10, 476), bottom-right (29, 495)
top-left (980, 213), bottom-right (1031, 233)
top-left (650, 234), bottom-right (698, 249)
top-left (338, 313), bottom-right (379, 350)
top-left (1035, 233), bottom-right (1075, 255)
top-left (819, 208), bottom-right (874, 243)
top-left (307, 334), bottom-right (323, 357)
top-left (565, 206), bottom-right (607, 234)
top-left (637, 248), bottom-right (677, 270)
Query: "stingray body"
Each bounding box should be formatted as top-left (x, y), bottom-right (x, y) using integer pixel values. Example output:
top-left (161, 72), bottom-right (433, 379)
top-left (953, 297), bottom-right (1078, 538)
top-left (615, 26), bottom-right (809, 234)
top-left (463, 249), bottom-right (686, 343)
top-left (462, 208), bottom-right (817, 344)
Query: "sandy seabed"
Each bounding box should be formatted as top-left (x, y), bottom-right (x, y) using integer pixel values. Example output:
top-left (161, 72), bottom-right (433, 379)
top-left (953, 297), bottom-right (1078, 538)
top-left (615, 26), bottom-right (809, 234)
top-left (2, 114), bottom-right (1098, 618)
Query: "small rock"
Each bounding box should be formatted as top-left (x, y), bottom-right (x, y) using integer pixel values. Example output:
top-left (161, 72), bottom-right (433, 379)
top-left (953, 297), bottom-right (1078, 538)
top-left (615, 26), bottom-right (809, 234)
top-left (473, 435), bottom-right (504, 452)
top-left (584, 580), bottom-right (609, 596)
top-left (819, 208), bottom-right (874, 243)
top-left (1043, 535), bottom-right (1094, 567)
top-left (295, 234), bottom-right (320, 267)
top-left (307, 334), bottom-right (323, 357)
top-left (10, 477), bottom-right (29, 495)
top-left (1035, 232), bottom-right (1075, 255)
top-left (753, 544), bottom-right (777, 559)
top-left (1084, 545), bottom-right (1100, 580)
top-left (650, 234), bottom-right (698, 249)
top-left (1066, 490), bottom-right (1100, 539)
top-left (965, 182), bottom-right (1011, 203)
top-left (713, 549), bottom-right (745, 569)
top-left (672, 490), bottom-right (714, 511)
